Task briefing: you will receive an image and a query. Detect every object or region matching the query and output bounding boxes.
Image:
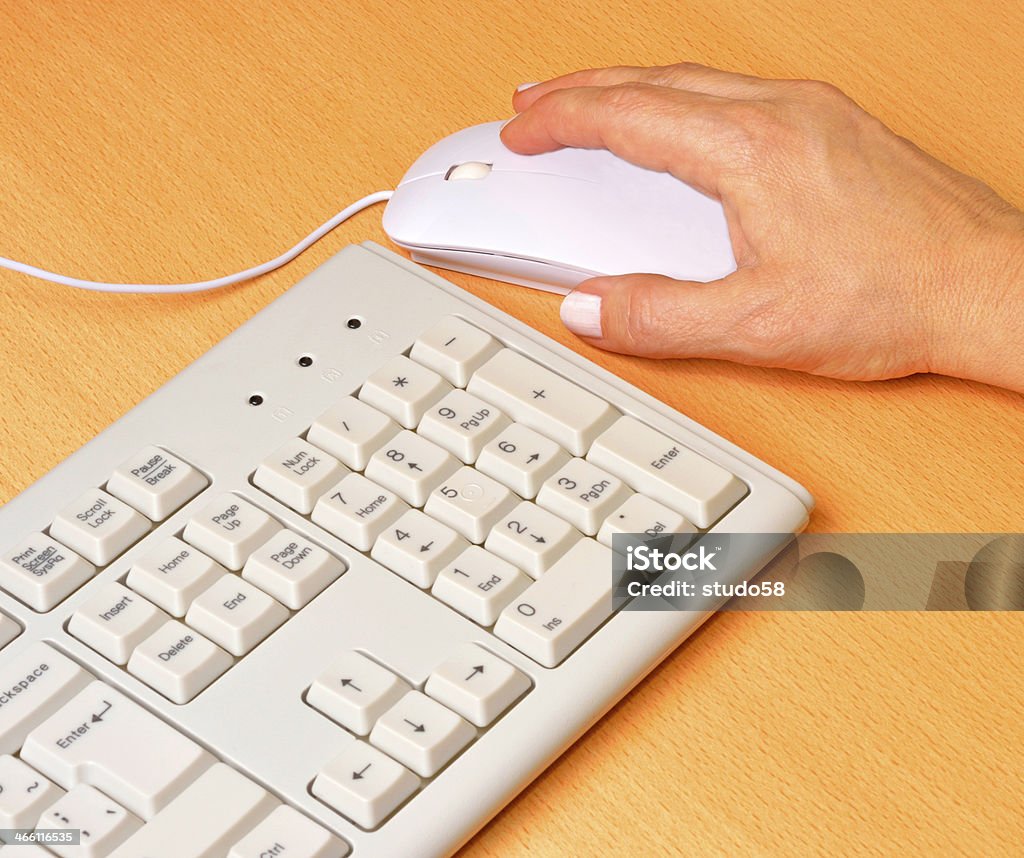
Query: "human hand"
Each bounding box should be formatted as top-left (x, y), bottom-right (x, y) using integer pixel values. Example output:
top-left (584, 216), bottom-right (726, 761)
top-left (501, 64), bottom-right (1024, 391)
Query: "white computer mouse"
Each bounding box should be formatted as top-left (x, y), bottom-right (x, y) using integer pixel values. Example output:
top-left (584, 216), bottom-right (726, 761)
top-left (382, 120), bottom-right (736, 294)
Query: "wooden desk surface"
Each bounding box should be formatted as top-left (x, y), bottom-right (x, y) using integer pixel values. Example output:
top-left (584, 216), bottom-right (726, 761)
top-left (2, 1), bottom-right (1022, 854)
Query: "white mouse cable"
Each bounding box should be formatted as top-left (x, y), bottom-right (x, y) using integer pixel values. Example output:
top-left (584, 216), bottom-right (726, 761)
top-left (0, 190), bottom-right (393, 294)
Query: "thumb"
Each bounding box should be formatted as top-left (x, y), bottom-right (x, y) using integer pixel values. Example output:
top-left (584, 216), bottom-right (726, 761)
top-left (559, 269), bottom-right (795, 364)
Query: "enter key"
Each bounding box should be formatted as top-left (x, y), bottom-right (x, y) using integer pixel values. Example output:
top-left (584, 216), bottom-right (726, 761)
top-left (587, 416), bottom-right (747, 528)
top-left (20, 681), bottom-right (214, 819)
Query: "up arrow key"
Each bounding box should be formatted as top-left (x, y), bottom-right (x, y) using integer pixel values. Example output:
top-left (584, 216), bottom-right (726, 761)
top-left (307, 651), bottom-right (412, 735)
top-left (465, 665), bottom-right (485, 681)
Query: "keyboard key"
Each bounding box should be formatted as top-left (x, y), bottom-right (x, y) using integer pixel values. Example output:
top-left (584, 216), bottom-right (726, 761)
top-left (307, 397), bottom-right (398, 471)
top-left (596, 494), bottom-right (696, 551)
top-left (311, 474), bottom-right (409, 552)
top-left (108, 763), bottom-right (278, 858)
top-left (307, 651), bottom-right (411, 735)
top-left (410, 316), bottom-right (501, 387)
top-left (369, 691), bottom-right (475, 777)
top-left (253, 438), bottom-right (348, 514)
top-left (467, 349), bottom-right (618, 455)
top-left (431, 547), bottom-right (531, 626)
top-left (536, 459), bottom-right (632, 536)
top-left (364, 430), bottom-right (459, 506)
top-left (106, 446), bottom-right (208, 521)
top-left (485, 502), bottom-right (582, 579)
top-left (312, 739), bottom-right (419, 830)
top-left (476, 424), bottom-right (570, 498)
top-left (21, 681), bottom-right (215, 819)
top-left (358, 355), bottom-right (452, 428)
top-left (69, 582), bottom-right (170, 665)
top-left (417, 389), bottom-right (510, 463)
top-left (370, 510), bottom-right (468, 588)
top-left (185, 576), bottom-right (288, 657)
top-left (127, 620), bottom-right (233, 704)
top-left (38, 783), bottom-right (142, 857)
top-left (228, 804), bottom-right (349, 858)
top-left (1, 532), bottom-right (95, 611)
top-left (424, 467), bottom-right (517, 544)
top-left (0, 613), bottom-right (18, 650)
top-left (0, 753), bottom-right (64, 829)
top-left (0, 642), bottom-right (92, 754)
top-left (242, 529), bottom-right (345, 609)
top-left (50, 489), bottom-right (150, 567)
top-left (126, 537), bottom-right (227, 617)
top-left (494, 539), bottom-right (614, 667)
top-left (587, 415), bottom-right (747, 528)
top-left (183, 495), bottom-right (281, 571)
top-left (424, 644), bottom-right (531, 727)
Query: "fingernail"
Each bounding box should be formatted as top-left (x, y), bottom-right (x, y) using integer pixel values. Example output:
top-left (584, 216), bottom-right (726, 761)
top-left (560, 291), bottom-right (602, 337)
top-left (516, 82), bottom-right (539, 92)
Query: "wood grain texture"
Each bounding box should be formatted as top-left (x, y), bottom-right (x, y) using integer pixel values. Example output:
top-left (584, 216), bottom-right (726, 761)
top-left (1, 1), bottom-right (1022, 854)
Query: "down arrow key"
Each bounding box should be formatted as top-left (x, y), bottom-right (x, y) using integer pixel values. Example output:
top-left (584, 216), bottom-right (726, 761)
top-left (369, 691), bottom-right (475, 778)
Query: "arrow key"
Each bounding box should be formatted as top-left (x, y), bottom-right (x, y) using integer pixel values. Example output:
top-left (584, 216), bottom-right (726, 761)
top-left (424, 643), bottom-right (532, 727)
top-left (477, 423), bottom-right (571, 499)
top-left (370, 509), bottom-right (468, 588)
top-left (364, 430), bottom-right (459, 507)
top-left (312, 738), bottom-right (418, 829)
top-left (307, 651), bottom-right (411, 735)
top-left (485, 501), bottom-right (581, 579)
top-left (369, 691), bottom-right (475, 777)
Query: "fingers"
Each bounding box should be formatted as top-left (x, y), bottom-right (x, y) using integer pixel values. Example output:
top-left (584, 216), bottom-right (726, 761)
top-left (558, 269), bottom-right (801, 365)
top-left (501, 83), bottom-right (753, 196)
top-left (513, 63), bottom-right (772, 112)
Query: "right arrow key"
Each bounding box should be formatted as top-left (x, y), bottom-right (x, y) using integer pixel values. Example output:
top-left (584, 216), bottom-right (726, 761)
top-left (424, 643), bottom-right (532, 727)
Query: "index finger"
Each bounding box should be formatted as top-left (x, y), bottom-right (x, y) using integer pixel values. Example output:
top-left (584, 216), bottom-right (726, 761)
top-left (513, 63), bottom-right (774, 112)
top-left (500, 82), bottom-right (749, 197)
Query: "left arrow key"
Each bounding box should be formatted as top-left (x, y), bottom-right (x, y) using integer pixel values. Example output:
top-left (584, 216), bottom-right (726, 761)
top-left (312, 738), bottom-right (418, 829)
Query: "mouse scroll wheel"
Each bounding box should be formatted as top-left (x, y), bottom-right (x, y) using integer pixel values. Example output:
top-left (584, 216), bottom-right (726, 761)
top-left (445, 162), bottom-right (492, 181)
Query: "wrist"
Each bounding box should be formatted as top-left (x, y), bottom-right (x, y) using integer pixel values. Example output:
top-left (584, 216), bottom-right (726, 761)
top-left (928, 216), bottom-right (1024, 392)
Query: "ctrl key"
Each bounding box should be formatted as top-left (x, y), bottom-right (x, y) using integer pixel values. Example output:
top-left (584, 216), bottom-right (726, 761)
top-left (312, 739), bottom-right (419, 830)
top-left (127, 620), bottom-right (232, 703)
top-left (228, 805), bottom-right (349, 858)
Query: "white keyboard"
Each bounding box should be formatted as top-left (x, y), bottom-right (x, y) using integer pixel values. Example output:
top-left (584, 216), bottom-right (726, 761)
top-left (0, 242), bottom-right (812, 857)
